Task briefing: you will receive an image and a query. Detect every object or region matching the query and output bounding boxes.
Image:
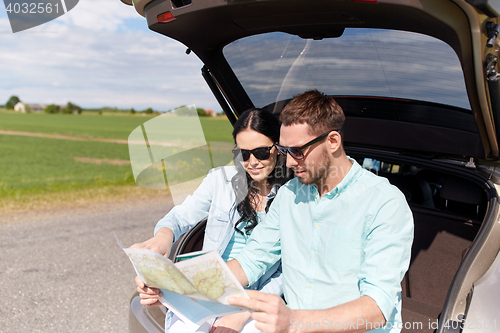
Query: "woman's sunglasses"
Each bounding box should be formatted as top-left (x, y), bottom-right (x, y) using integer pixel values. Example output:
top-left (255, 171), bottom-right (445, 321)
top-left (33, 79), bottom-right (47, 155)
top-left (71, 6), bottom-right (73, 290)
top-left (232, 144), bottom-right (276, 161)
top-left (275, 129), bottom-right (339, 160)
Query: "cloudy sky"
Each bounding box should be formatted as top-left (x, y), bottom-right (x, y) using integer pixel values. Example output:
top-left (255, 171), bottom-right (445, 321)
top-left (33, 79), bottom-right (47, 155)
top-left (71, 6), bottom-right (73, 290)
top-left (0, 0), bottom-right (219, 112)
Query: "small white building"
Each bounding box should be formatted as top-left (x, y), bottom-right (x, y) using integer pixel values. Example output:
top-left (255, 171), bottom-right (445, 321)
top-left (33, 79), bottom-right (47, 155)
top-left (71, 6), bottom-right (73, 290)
top-left (13, 102), bottom-right (46, 113)
top-left (14, 102), bottom-right (26, 113)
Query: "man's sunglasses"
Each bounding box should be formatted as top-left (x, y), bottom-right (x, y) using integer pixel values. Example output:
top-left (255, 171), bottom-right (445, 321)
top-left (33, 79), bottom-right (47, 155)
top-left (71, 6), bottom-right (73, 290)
top-left (232, 144), bottom-right (276, 161)
top-left (276, 129), bottom-right (339, 160)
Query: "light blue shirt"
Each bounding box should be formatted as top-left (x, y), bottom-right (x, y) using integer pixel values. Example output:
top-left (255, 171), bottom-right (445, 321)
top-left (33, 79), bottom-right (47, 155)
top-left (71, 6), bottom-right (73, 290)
top-left (222, 212), bottom-right (265, 261)
top-left (155, 166), bottom-right (283, 332)
top-left (236, 158), bottom-right (414, 332)
top-left (155, 166), bottom-right (282, 294)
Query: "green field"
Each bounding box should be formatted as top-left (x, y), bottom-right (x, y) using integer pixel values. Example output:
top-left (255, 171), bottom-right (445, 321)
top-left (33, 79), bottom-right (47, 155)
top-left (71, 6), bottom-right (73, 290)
top-left (0, 135), bottom-right (134, 197)
top-left (0, 112), bottom-right (234, 142)
top-left (0, 112), bottom-right (234, 205)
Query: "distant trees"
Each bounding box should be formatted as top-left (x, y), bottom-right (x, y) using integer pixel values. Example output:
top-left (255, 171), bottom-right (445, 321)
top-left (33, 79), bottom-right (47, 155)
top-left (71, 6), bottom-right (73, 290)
top-left (197, 108), bottom-right (209, 117)
top-left (44, 104), bottom-right (61, 114)
top-left (44, 102), bottom-right (82, 114)
top-left (6, 96), bottom-right (20, 109)
top-left (175, 107), bottom-right (210, 116)
top-left (62, 102), bottom-right (82, 114)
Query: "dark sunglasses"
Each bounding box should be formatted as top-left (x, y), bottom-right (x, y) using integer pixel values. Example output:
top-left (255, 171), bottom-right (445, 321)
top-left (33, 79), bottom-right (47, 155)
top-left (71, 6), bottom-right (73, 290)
top-left (232, 144), bottom-right (276, 161)
top-left (276, 129), bottom-right (339, 160)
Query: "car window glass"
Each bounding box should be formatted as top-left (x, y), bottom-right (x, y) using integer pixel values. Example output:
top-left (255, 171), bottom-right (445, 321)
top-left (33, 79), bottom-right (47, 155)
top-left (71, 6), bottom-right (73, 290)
top-left (223, 29), bottom-right (470, 111)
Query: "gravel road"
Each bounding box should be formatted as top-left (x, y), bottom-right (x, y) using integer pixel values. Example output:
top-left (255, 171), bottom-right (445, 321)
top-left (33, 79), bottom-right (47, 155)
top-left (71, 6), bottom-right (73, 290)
top-left (0, 199), bottom-right (174, 333)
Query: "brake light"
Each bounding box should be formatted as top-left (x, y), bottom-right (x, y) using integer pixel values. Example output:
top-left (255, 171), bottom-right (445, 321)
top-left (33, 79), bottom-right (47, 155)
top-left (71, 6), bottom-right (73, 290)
top-left (157, 12), bottom-right (176, 23)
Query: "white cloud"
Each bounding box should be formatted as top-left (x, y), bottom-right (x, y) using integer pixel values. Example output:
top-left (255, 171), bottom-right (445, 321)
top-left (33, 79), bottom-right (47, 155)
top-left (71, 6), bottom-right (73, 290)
top-left (0, 0), bottom-right (219, 111)
top-left (59, 0), bottom-right (140, 32)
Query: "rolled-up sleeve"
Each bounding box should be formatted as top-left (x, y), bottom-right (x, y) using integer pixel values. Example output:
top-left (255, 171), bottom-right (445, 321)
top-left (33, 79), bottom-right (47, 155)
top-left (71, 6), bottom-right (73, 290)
top-left (358, 191), bottom-right (414, 321)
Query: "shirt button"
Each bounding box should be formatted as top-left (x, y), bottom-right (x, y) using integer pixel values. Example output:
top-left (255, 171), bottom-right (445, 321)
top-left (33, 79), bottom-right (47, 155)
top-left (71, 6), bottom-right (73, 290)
top-left (315, 224), bottom-right (320, 228)
top-left (308, 284), bottom-right (312, 288)
top-left (315, 194), bottom-right (318, 199)
top-left (312, 254), bottom-right (317, 259)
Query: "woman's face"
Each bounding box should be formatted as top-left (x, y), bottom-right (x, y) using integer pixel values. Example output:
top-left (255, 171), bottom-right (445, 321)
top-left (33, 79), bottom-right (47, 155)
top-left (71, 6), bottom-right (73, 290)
top-left (235, 129), bottom-right (278, 184)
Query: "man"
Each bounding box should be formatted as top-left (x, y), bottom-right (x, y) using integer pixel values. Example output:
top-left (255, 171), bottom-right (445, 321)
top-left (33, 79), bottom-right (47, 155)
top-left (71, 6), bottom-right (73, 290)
top-left (224, 90), bottom-right (414, 333)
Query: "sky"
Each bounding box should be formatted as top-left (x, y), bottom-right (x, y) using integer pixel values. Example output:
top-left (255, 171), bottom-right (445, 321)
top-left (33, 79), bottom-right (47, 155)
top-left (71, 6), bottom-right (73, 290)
top-left (0, 0), bottom-right (220, 112)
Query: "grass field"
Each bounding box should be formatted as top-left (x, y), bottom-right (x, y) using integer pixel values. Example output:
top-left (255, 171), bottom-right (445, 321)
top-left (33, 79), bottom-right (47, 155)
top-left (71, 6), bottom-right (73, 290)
top-left (0, 111), bottom-right (234, 215)
top-left (0, 111), bottom-right (234, 142)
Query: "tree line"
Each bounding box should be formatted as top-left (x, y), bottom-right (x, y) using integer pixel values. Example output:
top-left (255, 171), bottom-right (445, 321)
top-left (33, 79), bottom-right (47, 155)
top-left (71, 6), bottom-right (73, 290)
top-left (3, 96), bottom-right (216, 116)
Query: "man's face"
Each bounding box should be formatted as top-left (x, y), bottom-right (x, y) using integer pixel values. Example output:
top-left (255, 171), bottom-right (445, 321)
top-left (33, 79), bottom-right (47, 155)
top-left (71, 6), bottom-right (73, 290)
top-left (279, 123), bottom-right (331, 186)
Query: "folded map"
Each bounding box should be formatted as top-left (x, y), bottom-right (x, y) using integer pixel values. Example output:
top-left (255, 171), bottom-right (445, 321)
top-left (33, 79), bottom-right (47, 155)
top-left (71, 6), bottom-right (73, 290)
top-left (116, 235), bottom-right (249, 330)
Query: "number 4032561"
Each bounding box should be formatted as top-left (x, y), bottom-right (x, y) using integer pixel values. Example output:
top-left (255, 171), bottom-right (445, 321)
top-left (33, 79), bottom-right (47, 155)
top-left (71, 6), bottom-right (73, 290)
top-left (6, 2), bottom-right (60, 14)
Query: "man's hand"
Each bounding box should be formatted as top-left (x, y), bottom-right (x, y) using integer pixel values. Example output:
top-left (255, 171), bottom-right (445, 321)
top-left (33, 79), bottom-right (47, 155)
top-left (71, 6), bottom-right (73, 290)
top-left (229, 290), bottom-right (295, 333)
top-left (129, 228), bottom-right (174, 257)
top-left (135, 276), bottom-right (162, 307)
top-left (209, 312), bottom-right (252, 333)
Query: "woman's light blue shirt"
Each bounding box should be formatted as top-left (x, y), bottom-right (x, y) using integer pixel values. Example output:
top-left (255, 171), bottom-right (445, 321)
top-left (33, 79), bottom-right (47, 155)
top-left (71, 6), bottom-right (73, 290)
top-left (154, 165), bottom-right (282, 294)
top-left (221, 212), bottom-right (266, 262)
top-left (155, 166), bottom-right (283, 332)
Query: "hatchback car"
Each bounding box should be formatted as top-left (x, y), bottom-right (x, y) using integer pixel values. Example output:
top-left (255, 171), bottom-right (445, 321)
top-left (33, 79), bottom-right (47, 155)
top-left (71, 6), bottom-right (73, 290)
top-left (119, 1), bottom-right (500, 332)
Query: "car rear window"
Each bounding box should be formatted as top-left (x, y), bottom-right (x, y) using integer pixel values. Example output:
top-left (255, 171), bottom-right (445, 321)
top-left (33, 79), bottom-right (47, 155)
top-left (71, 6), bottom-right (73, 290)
top-left (223, 29), bottom-right (471, 111)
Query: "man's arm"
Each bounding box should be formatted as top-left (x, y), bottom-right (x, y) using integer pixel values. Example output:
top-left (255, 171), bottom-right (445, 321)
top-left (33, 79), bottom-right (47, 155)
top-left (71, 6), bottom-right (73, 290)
top-left (226, 258), bottom-right (249, 287)
top-left (229, 291), bottom-right (385, 333)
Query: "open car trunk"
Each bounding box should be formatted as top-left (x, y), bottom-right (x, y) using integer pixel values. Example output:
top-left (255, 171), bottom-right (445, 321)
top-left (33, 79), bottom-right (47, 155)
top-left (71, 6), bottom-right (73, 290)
top-left (345, 149), bottom-right (496, 332)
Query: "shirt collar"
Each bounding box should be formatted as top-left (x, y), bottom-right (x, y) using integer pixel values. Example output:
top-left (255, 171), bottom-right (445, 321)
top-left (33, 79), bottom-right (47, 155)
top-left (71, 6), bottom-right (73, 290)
top-left (268, 183), bottom-right (280, 198)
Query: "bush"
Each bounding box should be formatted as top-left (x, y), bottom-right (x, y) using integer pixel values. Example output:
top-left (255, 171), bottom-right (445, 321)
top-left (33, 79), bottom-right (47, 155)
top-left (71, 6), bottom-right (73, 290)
top-left (197, 108), bottom-right (208, 116)
top-left (62, 102), bottom-right (82, 114)
top-left (44, 104), bottom-right (61, 114)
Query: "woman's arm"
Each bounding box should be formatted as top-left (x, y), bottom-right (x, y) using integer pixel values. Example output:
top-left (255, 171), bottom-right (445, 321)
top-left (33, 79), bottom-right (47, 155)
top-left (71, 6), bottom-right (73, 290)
top-left (154, 167), bottom-right (229, 242)
top-left (130, 227), bottom-right (174, 256)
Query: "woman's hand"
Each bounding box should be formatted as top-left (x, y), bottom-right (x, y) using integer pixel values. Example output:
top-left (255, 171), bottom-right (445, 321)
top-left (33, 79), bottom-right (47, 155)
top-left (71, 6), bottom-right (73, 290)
top-left (130, 228), bottom-right (174, 257)
top-left (209, 311), bottom-right (252, 333)
top-left (135, 276), bottom-right (163, 307)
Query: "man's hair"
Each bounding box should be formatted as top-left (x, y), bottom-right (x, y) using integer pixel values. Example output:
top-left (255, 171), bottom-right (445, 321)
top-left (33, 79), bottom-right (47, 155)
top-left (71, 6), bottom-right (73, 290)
top-left (279, 90), bottom-right (345, 136)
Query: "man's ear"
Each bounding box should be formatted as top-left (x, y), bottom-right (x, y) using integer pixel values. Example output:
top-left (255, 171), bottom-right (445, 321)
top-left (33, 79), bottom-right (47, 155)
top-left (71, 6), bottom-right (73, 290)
top-left (327, 131), bottom-right (342, 154)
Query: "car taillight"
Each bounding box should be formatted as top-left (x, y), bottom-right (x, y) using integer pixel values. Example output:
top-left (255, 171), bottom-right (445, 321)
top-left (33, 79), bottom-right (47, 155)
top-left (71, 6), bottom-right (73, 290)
top-left (157, 12), bottom-right (176, 23)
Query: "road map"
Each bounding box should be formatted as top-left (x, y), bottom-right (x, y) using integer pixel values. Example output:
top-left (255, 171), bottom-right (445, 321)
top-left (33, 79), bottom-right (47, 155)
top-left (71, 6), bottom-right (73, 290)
top-left (116, 235), bottom-right (249, 329)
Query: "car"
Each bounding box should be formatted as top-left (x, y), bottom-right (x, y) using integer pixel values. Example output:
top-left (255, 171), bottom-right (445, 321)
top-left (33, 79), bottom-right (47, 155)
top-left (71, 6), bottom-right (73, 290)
top-left (120, 1), bottom-right (500, 332)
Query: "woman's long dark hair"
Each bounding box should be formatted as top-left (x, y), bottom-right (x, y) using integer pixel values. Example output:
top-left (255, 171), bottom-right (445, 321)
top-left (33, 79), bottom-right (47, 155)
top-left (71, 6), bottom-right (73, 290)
top-left (231, 108), bottom-right (289, 235)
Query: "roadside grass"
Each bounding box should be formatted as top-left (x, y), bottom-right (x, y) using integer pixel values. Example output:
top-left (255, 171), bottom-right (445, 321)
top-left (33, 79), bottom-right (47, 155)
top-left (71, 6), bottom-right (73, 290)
top-left (0, 113), bottom-right (234, 218)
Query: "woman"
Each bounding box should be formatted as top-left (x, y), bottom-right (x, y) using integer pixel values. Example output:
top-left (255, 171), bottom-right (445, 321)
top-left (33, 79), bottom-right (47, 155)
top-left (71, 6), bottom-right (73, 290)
top-left (132, 108), bottom-right (289, 333)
